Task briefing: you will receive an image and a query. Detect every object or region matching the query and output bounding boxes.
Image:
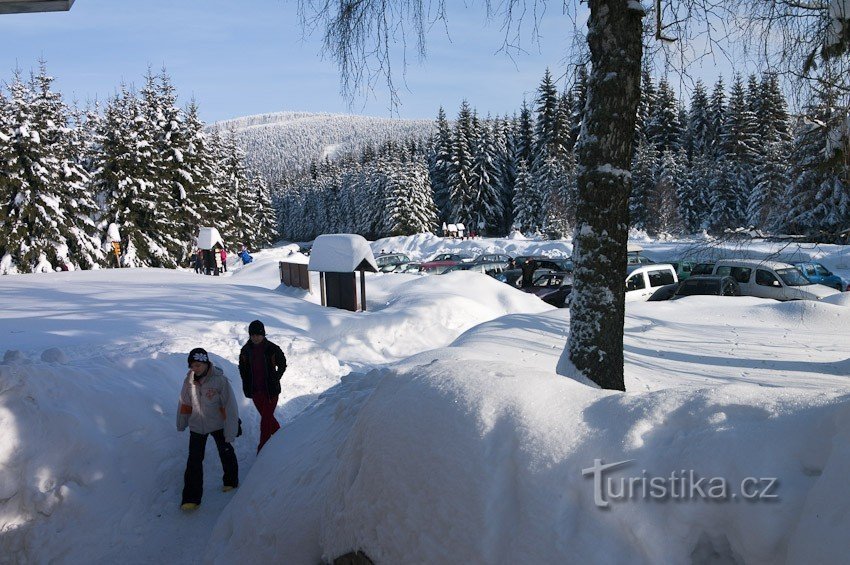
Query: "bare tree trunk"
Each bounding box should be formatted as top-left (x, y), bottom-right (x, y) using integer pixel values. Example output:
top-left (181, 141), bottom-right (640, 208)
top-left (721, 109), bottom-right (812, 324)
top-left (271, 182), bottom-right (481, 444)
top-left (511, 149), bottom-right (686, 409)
top-left (564, 0), bottom-right (643, 391)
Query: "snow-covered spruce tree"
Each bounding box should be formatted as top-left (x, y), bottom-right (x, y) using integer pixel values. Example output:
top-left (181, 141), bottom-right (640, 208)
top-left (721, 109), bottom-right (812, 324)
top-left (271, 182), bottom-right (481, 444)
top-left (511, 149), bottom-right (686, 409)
top-left (95, 86), bottom-right (167, 267)
top-left (511, 159), bottom-right (539, 233)
top-left (646, 77), bottom-right (682, 153)
top-left (748, 141), bottom-right (792, 229)
top-left (515, 101), bottom-right (534, 166)
top-left (182, 101), bottom-right (223, 245)
top-left (217, 129), bottom-right (254, 248)
top-left (634, 62), bottom-right (657, 145)
top-left (428, 106), bottom-right (453, 222)
top-left (469, 119), bottom-right (503, 234)
top-left (556, 89), bottom-right (574, 154)
top-left (0, 65), bottom-right (102, 273)
top-left (708, 77), bottom-right (726, 157)
top-left (782, 83), bottom-right (850, 234)
top-left (543, 149), bottom-right (577, 239)
top-left (718, 74), bottom-right (759, 231)
top-left (384, 156), bottom-right (438, 236)
top-left (251, 173), bottom-right (279, 247)
top-left (534, 68), bottom-right (561, 157)
top-left (648, 148), bottom-right (684, 235)
top-left (447, 100), bottom-right (476, 226)
top-left (136, 70), bottom-right (187, 266)
top-left (629, 138), bottom-right (657, 231)
top-left (151, 71), bottom-right (203, 265)
top-left (569, 64), bottom-right (589, 150)
top-left (494, 117), bottom-right (516, 233)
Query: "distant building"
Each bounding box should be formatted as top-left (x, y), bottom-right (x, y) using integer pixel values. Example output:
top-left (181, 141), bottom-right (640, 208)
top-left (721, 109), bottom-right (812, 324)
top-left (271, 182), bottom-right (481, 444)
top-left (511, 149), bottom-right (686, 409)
top-left (0, 0), bottom-right (74, 14)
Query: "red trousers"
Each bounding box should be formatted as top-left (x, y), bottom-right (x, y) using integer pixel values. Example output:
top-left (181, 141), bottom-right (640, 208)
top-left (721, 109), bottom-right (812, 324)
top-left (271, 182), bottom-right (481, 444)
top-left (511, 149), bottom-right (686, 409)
top-left (252, 395), bottom-right (280, 452)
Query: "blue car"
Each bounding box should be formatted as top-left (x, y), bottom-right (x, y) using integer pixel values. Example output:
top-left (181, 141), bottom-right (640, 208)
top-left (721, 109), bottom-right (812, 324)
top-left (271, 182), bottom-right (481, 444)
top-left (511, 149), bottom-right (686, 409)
top-left (793, 262), bottom-right (847, 291)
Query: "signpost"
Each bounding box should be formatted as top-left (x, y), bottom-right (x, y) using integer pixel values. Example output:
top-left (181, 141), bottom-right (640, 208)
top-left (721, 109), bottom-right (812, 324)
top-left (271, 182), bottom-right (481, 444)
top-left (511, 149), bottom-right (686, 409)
top-left (111, 241), bottom-right (121, 268)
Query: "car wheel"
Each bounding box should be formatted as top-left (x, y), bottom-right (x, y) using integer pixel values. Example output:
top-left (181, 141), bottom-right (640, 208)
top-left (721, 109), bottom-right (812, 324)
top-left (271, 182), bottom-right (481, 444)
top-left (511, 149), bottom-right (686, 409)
top-left (836, 284), bottom-right (843, 291)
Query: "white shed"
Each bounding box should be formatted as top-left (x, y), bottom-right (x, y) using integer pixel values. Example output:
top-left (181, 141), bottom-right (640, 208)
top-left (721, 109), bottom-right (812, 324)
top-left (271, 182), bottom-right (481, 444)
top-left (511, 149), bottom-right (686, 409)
top-left (308, 234), bottom-right (378, 273)
top-left (308, 234), bottom-right (378, 311)
top-left (197, 227), bottom-right (225, 251)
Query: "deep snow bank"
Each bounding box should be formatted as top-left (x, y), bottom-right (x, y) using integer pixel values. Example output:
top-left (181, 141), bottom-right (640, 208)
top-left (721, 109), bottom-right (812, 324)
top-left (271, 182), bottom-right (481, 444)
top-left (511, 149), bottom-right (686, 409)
top-left (208, 299), bottom-right (850, 564)
top-left (0, 262), bottom-right (550, 563)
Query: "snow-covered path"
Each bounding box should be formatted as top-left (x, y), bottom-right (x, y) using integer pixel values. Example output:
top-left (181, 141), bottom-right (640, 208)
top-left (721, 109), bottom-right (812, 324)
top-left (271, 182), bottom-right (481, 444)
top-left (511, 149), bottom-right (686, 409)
top-left (0, 249), bottom-right (548, 564)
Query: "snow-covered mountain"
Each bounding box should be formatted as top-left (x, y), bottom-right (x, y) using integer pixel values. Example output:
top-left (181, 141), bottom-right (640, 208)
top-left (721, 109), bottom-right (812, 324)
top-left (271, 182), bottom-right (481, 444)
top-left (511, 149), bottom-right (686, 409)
top-left (209, 111), bottom-right (436, 182)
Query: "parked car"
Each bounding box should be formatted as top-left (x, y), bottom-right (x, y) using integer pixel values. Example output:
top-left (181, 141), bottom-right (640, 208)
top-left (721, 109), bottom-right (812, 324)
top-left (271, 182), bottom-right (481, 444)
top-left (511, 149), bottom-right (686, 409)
top-left (711, 259), bottom-right (840, 301)
top-left (418, 253), bottom-right (475, 273)
top-left (375, 253), bottom-right (411, 273)
top-left (672, 275), bottom-right (741, 299)
top-left (522, 271), bottom-right (574, 307)
top-left (669, 260), bottom-right (697, 281)
top-left (442, 262), bottom-right (505, 276)
top-left (690, 262), bottom-right (715, 276)
top-left (512, 255), bottom-right (573, 273)
top-left (647, 283), bottom-right (680, 301)
top-left (627, 253), bottom-right (656, 266)
top-left (394, 262), bottom-right (422, 274)
top-left (625, 264), bottom-right (678, 302)
top-left (472, 253), bottom-right (513, 265)
top-left (793, 262), bottom-right (848, 291)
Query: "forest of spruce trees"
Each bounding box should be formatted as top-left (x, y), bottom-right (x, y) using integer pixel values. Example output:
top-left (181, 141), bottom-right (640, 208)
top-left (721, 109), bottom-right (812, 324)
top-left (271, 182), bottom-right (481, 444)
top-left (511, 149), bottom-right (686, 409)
top-left (1, 63), bottom-right (848, 275)
top-left (0, 64), bottom-right (276, 274)
top-left (279, 67), bottom-right (850, 243)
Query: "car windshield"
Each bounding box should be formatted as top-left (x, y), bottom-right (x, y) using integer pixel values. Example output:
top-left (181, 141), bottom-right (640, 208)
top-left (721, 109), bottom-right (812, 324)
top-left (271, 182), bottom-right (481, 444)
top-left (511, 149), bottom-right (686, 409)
top-left (676, 280), bottom-right (720, 296)
top-left (814, 264), bottom-right (831, 276)
top-left (776, 267), bottom-right (812, 286)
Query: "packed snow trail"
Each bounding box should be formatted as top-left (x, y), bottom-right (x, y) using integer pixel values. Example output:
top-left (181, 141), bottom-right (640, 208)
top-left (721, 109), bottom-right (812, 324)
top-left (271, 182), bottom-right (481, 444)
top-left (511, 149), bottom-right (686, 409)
top-left (0, 249), bottom-right (548, 564)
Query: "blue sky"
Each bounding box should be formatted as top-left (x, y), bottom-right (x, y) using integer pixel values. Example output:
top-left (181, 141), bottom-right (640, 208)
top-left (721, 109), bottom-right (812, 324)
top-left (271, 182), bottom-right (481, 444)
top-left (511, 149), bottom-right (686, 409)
top-left (0, 0), bottom-right (588, 123)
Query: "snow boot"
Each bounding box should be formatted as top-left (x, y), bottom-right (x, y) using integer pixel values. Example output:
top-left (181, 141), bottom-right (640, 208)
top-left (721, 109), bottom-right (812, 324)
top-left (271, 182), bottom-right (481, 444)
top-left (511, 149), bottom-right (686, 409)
top-left (181, 502), bottom-right (200, 511)
top-left (222, 486), bottom-right (236, 493)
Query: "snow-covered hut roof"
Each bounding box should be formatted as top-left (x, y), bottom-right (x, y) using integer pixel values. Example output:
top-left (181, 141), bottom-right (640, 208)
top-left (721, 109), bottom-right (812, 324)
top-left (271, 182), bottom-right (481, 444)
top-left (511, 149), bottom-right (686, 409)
top-left (627, 243), bottom-right (644, 253)
top-left (308, 234), bottom-right (378, 273)
top-left (197, 227), bottom-right (225, 250)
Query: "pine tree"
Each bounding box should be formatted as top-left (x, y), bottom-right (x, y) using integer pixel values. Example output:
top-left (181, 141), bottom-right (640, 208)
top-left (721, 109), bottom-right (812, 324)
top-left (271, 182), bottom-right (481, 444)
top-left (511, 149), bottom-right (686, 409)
top-left (429, 106), bottom-right (453, 221)
top-left (629, 139), bottom-right (657, 231)
top-left (534, 68), bottom-right (561, 158)
top-left (447, 100), bottom-right (476, 225)
top-left (0, 65), bottom-right (102, 272)
top-left (252, 173), bottom-right (279, 247)
top-left (635, 63), bottom-right (657, 144)
top-left (748, 141), bottom-right (791, 229)
top-left (646, 77), bottom-right (682, 153)
top-left (569, 65), bottom-right (588, 149)
top-left (95, 86), bottom-right (164, 267)
top-left (468, 120), bottom-right (503, 234)
top-left (687, 80), bottom-right (711, 158)
top-left (512, 160), bottom-right (541, 234)
top-left (385, 156), bottom-right (438, 236)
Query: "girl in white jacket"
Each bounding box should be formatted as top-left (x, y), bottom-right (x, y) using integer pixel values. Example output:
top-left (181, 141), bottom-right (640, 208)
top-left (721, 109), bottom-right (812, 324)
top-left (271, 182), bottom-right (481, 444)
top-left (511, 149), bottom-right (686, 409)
top-left (177, 347), bottom-right (239, 510)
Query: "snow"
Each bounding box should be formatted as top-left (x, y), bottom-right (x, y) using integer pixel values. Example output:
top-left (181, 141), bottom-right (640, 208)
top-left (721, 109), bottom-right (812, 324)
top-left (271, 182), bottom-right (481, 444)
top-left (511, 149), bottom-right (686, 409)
top-left (196, 226), bottom-right (224, 250)
top-left (2, 235), bottom-right (850, 563)
top-left (308, 233), bottom-right (378, 273)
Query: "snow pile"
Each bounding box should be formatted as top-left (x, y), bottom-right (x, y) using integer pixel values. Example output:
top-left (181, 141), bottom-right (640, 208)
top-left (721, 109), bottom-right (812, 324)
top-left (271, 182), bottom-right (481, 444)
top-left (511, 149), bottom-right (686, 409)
top-left (208, 295), bottom-right (850, 564)
top-left (0, 257), bottom-right (547, 563)
top-left (3, 235), bottom-right (850, 563)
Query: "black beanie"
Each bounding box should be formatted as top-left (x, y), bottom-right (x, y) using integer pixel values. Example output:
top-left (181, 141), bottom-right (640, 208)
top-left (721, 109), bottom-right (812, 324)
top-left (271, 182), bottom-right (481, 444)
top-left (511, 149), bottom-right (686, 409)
top-left (187, 347), bottom-right (210, 367)
top-left (248, 320), bottom-right (266, 336)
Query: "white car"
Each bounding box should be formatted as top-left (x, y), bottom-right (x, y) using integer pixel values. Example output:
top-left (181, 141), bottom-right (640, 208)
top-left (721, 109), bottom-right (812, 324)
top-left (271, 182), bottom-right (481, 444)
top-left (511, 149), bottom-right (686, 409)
top-left (710, 259), bottom-right (840, 301)
top-left (625, 264), bottom-right (678, 302)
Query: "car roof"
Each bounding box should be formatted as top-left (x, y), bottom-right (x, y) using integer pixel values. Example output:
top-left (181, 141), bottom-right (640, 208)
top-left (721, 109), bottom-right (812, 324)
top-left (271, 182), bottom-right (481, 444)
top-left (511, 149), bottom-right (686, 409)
top-left (714, 258), bottom-right (795, 270)
top-left (627, 263), bottom-right (675, 274)
top-left (681, 275), bottom-right (732, 281)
